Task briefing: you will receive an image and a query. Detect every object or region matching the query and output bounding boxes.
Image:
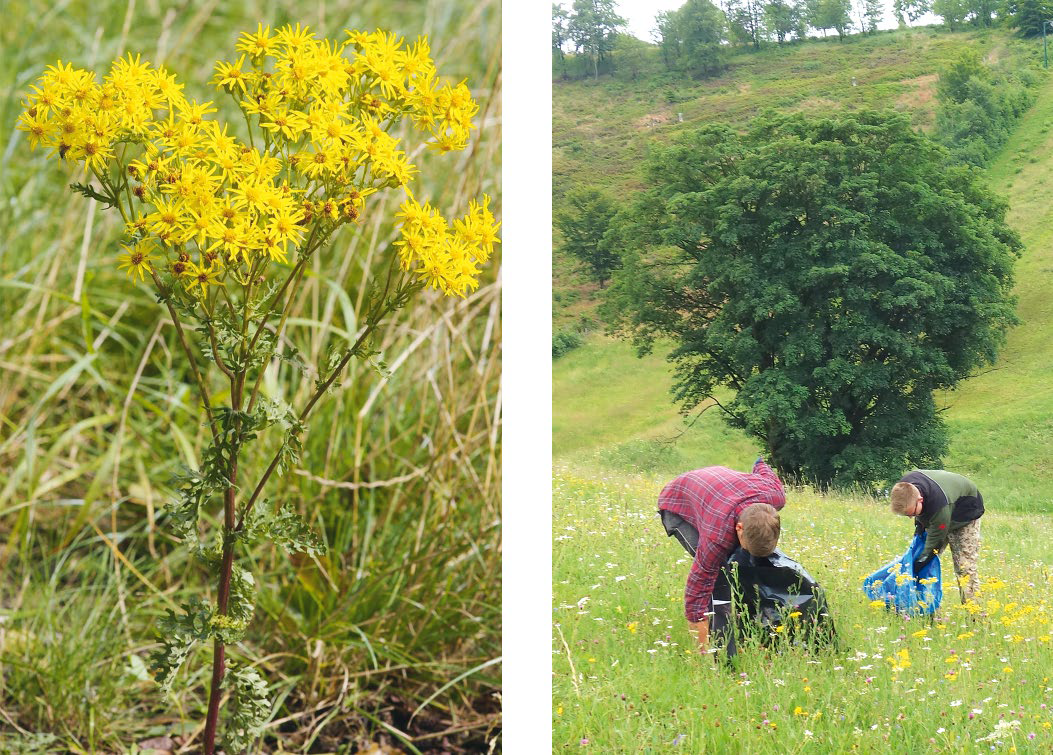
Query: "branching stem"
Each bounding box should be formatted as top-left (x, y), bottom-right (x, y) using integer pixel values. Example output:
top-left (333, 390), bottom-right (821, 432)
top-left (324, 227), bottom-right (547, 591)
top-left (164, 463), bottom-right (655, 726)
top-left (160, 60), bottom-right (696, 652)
top-left (149, 269), bottom-right (220, 444)
top-left (236, 259), bottom-right (406, 531)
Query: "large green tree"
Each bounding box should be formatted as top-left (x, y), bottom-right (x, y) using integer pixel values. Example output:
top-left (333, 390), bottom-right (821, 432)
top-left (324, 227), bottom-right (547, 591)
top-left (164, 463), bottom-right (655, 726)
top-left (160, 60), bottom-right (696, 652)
top-left (807, 0), bottom-right (854, 37)
top-left (604, 111), bottom-right (1020, 488)
top-left (724, 0), bottom-right (768, 47)
top-left (765, 0), bottom-right (807, 41)
top-left (654, 10), bottom-right (683, 67)
top-left (854, 0), bottom-right (885, 32)
top-left (893, 0), bottom-right (932, 24)
top-left (1009, 0), bottom-right (1053, 35)
top-left (553, 3), bottom-right (571, 78)
top-left (933, 0), bottom-right (972, 28)
top-left (566, 0), bottom-right (626, 78)
top-left (971, 0), bottom-right (999, 25)
top-left (681, 0), bottom-right (729, 73)
top-left (657, 0), bottom-right (727, 76)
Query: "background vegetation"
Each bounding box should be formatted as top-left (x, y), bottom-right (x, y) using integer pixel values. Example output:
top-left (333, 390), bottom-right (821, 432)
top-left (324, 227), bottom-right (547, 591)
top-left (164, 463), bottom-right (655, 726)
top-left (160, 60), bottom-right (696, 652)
top-left (552, 16), bottom-right (1053, 505)
top-left (0, 1), bottom-right (500, 752)
top-left (554, 27), bottom-right (1040, 319)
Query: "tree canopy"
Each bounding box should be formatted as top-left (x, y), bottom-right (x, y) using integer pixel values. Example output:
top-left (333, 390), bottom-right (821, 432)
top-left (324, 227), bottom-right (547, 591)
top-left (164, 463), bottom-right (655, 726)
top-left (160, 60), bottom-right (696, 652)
top-left (654, 0), bottom-right (728, 76)
top-left (1009, 0), bottom-right (1053, 36)
top-left (807, 0), bottom-right (854, 38)
top-left (604, 110), bottom-right (1020, 489)
top-left (560, 0), bottom-right (626, 78)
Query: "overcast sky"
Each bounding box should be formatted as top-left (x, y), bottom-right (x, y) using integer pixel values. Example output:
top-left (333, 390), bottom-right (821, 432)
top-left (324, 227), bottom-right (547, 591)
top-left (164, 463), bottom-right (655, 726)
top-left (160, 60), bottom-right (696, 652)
top-left (617, 0), bottom-right (686, 41)
top-left (613, 0), bottom-right (938, 41)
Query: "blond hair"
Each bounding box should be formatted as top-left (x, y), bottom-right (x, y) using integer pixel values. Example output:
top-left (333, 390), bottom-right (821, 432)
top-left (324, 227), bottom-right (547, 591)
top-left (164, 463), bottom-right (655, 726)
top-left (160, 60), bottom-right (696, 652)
top-left (889, 482), bottom-right (920, 515)
top-left (738, 503), bottom-right (780, 557)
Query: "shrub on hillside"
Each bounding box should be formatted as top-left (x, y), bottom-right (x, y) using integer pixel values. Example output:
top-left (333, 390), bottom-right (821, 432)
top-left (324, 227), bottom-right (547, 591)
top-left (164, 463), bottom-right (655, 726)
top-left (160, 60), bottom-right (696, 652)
top-left (598, 438), bottom-right (682, 473)
top-left (934, 52), bottom-right (1037, 167)
top-left (553, 328), bottom-right (585, 359)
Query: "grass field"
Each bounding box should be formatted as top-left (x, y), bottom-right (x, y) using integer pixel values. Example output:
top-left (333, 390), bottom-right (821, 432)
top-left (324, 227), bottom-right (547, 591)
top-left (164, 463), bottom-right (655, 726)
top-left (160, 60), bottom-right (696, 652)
top-left (552, 470), bottom-right (1053, 752)
top-left (0, 1), bottom-right (501, 752)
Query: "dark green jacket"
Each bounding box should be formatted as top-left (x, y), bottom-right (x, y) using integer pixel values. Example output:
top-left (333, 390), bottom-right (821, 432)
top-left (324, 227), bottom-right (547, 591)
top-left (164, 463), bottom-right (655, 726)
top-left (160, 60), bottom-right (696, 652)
top-left (901, 470), bottom-right (984, 568)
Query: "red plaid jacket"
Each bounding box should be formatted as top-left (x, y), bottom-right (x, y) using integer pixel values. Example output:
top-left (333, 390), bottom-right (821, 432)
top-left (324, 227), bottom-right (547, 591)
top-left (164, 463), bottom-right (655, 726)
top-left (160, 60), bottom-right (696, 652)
top-left (658, 460), bottom-right (786, 622)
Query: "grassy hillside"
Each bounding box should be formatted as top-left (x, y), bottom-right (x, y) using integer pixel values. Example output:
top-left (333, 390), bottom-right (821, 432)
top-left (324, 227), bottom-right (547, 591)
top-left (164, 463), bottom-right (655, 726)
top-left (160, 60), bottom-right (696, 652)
top-left (552, 27), bottom-right (1040, 328)
top-left (938, 74), bottom-right (1053, 507)
top-left (552, 338), bottom-right (755, 473)
top-left (552, 28), bottom-right (1053, 511)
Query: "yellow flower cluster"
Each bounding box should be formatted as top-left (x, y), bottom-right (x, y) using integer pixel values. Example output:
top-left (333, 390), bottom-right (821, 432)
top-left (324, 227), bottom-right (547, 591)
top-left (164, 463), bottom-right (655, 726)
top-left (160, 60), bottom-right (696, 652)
top-left (886, 648), bottom-right (911, 672)
top-left (394, 194), bottom-right (499, 297)
top-left (17, 24), bottom-right (497, 298)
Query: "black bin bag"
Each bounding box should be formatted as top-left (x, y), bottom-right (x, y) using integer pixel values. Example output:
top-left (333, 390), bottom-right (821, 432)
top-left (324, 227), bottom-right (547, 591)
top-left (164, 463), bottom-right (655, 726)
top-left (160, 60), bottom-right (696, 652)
top-left (724, 547), bottom-right (837, 655)
top-left (660, 510), bottom-right (699, 555)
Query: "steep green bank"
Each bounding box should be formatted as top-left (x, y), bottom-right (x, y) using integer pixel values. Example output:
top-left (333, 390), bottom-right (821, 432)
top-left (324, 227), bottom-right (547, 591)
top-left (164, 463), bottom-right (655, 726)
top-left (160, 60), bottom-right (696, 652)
top-left (553, 28), bottom-right (1040, 328)
top-left (936, 72), bottom-right (1053, 510)
top-left (554, 35), bottom-right (1053, 510)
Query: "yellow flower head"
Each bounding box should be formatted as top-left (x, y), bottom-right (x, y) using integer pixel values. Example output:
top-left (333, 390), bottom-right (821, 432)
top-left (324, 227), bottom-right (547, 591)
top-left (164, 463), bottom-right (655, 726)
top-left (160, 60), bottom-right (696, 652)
top-left (117, 240), bottom-right (157, 282)
top-left (21, 24), bottom-right (496, 293)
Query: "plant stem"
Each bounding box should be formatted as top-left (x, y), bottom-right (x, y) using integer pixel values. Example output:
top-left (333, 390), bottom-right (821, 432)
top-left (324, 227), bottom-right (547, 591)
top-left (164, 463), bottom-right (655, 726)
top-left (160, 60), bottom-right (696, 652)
top-left (202, 296), bottom-right (236, 383)
top-left (235, 330), bottom-right (365, 530)
top-left (202, 365), bottom-right (244, 754)
top-left (236, 266), bottom-right (407, 531)
top-left (243, 255), bottom-right (310, 366)
top-left (241, 225), bottom-right (328, 416)
top-left (201, 536), bottom-right (234, 755)
top-left (149, 270), bottom-right (221, 445)
top-left (244, 260), bottom-right (309, 415)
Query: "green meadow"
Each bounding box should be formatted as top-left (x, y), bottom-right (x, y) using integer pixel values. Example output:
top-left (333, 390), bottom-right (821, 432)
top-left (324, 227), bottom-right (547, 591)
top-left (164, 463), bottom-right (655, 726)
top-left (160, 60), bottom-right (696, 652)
top-left (553, 24), bottom-right (1053, 754)
top-left (552, 470), bottom-right (1053, 752)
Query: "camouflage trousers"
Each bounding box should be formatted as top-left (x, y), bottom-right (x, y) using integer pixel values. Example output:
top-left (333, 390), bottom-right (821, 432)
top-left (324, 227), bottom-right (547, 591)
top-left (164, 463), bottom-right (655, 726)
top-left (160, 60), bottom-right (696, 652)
top-left (948, 518), bottom-right (981, 602)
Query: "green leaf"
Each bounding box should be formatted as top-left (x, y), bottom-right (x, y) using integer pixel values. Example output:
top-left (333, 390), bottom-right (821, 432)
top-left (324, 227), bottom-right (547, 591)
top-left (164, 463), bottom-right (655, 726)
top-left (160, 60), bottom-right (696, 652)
top-left (166, 465), bottom-right (224, 540)
top-left (242, 501), bottom-right (326, 557)
top-left (222, 663), bottom-right (270, 754)
top-left (148, 599), bottom-right (214, 697)
top-left (69, 181), bottom-right (117, 208)
top-left (221, 565), bottom-right (256, 642)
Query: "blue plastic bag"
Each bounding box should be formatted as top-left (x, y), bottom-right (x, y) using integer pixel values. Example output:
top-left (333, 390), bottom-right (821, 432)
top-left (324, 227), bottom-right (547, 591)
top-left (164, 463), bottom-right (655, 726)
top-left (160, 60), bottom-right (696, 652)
top-left (862, 534), bottom-right (942, 616)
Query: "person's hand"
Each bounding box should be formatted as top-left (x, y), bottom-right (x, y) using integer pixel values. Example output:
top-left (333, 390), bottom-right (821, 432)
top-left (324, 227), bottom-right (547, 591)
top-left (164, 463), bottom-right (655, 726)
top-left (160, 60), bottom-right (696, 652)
top-left (688, 618), bottom-right (710, 655)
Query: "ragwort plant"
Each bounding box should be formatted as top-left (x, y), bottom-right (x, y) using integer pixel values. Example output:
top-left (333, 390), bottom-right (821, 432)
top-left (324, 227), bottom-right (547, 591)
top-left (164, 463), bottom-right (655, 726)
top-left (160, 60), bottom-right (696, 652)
top-left (18, 22), bottom-right (498, 754)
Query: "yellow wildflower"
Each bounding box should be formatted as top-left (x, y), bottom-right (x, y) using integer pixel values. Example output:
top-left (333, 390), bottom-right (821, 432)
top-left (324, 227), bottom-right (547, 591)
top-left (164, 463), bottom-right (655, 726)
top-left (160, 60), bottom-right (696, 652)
top-left (183, 260), bottom-right (223, 295)
top-left (214, 55), bottom-right (249, 95)
top-left (117, 240), bottom-right (157, 282)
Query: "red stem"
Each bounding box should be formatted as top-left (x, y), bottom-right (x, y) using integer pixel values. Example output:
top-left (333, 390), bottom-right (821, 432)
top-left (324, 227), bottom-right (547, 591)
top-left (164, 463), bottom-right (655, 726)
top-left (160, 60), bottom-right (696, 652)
top-left (202, 370), bottom-right (242, 753)
top-left (201, 478), bottom-right (237, 754)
